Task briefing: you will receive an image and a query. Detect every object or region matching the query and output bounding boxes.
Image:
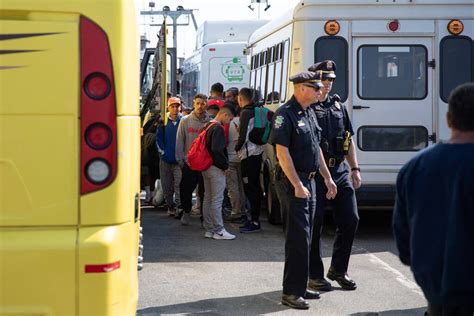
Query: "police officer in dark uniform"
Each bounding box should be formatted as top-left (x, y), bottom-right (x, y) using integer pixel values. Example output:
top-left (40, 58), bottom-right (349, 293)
top-left (307, 60), bottom-right (362, 292)
top-left (269, 71), bottom-right (337, 310)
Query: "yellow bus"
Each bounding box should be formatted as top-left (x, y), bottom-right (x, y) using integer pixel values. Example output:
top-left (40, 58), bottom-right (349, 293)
top-left (0, 0), bottom-right (140, 315)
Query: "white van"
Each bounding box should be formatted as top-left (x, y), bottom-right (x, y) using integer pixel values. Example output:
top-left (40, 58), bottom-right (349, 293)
top-left (181, 20), bottom-right (267, 105)
top-left (246, 0), bottom-right (474, 223)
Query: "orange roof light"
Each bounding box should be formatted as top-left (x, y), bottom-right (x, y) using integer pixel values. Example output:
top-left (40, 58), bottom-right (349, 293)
top-left (324, 20), bottom-right (340, 36)
top-left (448, 19), bottom-right (463, 36)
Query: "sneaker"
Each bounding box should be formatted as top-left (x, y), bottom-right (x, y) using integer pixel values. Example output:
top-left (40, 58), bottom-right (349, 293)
top-left (191, 203), bottom-right (200, 216)
top-left (239, 220), bottom-right (251, 229)
top-left (174, 208), bottom-right (183, 219)
top-left (181, 212), bottom-right (191, 226)
top-left (240, 221), bottom-right (261, 233)
top-left (213, 229), bottom-right (236, 240)
top-left (204, 231), bottom-right (213, 238)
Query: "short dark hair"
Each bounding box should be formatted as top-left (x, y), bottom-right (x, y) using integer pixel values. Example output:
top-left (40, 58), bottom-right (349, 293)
top-left (210, 82), bottom-right (224, 94)
top-left (220, 103), bottom-right (237, 117)
top-left (238, 87), bottom-right (255, 103)
top-left (222, 101), bottom-right (238, 116)
top-left (194, 93), bottom-right (207, 101)
top-left (448, 82), bottom-right (474, 131)
top-left (226, 87), bottom-right (239, 96)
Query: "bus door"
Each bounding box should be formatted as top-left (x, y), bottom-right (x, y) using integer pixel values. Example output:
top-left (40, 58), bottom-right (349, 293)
top-left (351, 37), bottom-right (433, 177)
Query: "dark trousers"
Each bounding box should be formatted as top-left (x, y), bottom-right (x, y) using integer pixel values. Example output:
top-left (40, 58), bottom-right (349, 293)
top-left (276, 176), bottom-right (316, 297)
top-left (427, 302), bottom-right (474, 316)
top-left (180, 163), bottom-right (204, 214)
top-left (241, 154), bottom-right (263, 222)
top-left (310, 162), bottom-right (359, 279)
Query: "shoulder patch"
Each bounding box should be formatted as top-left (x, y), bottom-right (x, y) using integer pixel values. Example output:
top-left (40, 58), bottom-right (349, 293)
top-left (274, 115), bottom-right (285, 129)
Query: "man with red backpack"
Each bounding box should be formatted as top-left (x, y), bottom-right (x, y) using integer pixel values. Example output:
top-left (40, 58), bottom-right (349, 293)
top-left (201, 104), bottom-right (238, 240)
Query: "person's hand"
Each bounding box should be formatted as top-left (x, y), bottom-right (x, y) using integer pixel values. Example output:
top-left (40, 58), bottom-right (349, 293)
top-left (324, 177), bottom-right (337, 199)
top-left (295, 184), bottom-right (310, 199)
top-left (351, 170), bottom-right (362, 189)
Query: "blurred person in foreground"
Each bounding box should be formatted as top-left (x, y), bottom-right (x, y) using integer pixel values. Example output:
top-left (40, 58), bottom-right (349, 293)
top-left (393, 82), bottom-right (474, 316)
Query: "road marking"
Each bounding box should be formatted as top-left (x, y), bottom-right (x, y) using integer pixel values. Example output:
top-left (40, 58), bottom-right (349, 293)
top-left (358, 248), bottom-right (424, 297)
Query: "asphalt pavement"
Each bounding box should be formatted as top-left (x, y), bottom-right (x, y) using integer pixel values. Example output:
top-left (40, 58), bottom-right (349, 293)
top-left (137, 206), bottom-right (427, 315)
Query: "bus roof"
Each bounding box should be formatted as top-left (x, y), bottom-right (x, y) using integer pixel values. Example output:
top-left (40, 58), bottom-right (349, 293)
top-left (195, 20), bottom-right (268, 50)
top-left (249, 0), bottom-right (473, 44)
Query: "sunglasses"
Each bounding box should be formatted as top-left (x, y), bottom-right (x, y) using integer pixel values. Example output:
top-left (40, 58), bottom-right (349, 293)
top-left (302, 84), bottom-right (321, 92)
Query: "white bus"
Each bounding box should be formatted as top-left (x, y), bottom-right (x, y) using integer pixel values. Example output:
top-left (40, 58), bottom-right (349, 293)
top-left (246, 0), bottom-right (474, 223)
top-left (181, 20), bottom-right (267, 106)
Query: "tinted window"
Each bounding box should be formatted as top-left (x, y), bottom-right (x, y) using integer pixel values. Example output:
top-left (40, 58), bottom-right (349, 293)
top-left (358, 45), bottom-right (427, 100)
top-left (182, 69), bottom-right (199, 107)
top-left (357, 126), bottom-right (428, 151)
top-left (315, 36), bottom-right (348, 102)
top-left (440, 36), bottom-right (473, 102)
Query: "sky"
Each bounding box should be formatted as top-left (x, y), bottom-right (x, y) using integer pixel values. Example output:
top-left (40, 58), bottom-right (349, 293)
top-left (138, 0), bottom-right (300, 58)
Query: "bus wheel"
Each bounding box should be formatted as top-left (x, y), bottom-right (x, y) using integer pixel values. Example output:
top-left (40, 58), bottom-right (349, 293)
top-left (266, 183), bottom-right (282, 225)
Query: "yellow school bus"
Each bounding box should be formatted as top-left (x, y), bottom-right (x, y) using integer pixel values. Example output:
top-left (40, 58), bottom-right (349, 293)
top-left (0, 0), bottom-right (140, 315)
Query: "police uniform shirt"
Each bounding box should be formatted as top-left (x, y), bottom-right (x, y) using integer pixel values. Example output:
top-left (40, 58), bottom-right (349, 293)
top-left (269, 96), bottom-right (321, 173)
top-left (312, 95), bottom-right (354, 158)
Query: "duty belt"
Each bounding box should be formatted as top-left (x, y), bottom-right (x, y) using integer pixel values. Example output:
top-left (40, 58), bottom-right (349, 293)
top-left (326, 157), bottom-right (344, 168)
top-left (296, 171), bottom-right (318, 180)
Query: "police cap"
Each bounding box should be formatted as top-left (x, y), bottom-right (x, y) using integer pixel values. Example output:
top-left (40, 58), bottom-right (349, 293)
top-left (308, 60), bottom-right (337, 79)
top-left (289, 71), bottom-right (323, 89)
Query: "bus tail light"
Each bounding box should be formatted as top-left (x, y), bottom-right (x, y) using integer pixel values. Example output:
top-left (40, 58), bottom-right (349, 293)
top-left (84, 72), bottom-right (111, 100)
top-left (80, 16), bottom-right (117, 194)
top-left (85, 123), bottom-right (113, 150)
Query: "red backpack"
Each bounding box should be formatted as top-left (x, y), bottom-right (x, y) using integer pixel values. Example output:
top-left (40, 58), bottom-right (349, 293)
top-left (187, 122), bottom-right (217, 171)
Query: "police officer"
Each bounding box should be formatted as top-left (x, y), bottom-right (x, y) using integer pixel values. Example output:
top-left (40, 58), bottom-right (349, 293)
top-left (269, 71), bottom-right (337, 310)
top-left (307, 60), bottom-right (361, 292)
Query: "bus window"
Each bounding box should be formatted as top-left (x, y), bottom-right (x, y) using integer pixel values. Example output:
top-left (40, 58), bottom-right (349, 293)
top-left (358, 45), bottom-right (427, 100)
top-left (266, 63), bottom-right (275, 103)
top-left (280, 39), bottom-right (290, 102)
top-left (315, 36), bottom-right (348, 102)
top-left (273, 60), bottom-right (282, 103)
top-left (357, 126), bottom-right (428, 151)
top-left (440, 36), bottom-right (473, 102)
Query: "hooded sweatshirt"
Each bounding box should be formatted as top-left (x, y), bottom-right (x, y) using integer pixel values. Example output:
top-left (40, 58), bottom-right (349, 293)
top-left (175, 110), bottom-right (211, 164)
top-left (235, 103), bottom-right (264, 160)
top-left (156, 112), bottom-right (182, 164)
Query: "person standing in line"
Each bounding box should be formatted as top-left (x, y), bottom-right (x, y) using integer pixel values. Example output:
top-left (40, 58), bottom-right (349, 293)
top-left (175, 93), bottom-right (211, 225)
top-left (209, 82), bottom-right (225, 100)
top-left (235, 88), bottom-right (264, 233)
top-left (224, 100), bottom-right (247, 223)
top-left (393, 82), bottom-right (474, 316)
top-left (225, 87), bottom-right (239, 103)
top-left (270, 71), bottom-right (337, 310)
top-left (202, 104), bottom-right (238, 240)
top-left (307, 60), bottom-right (361, 292)
top-left (156, 97), bottom-right (183, 216)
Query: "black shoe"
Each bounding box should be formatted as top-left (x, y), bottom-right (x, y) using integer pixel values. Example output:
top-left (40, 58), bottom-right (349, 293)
top-left (304, 288), bottom-right (320, 299)
top-left (281, 294), bottom-right (310, 309)
top-left (308, 278), bottom-right (332, 291)
top-left (240, 221), bottom-right (261, 233)
top-left (327, 267), bottom-right (357, 290)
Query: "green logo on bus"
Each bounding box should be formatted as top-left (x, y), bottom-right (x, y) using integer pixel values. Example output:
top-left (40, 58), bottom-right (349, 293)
top-left (222, 57), bottom-right (245, 82)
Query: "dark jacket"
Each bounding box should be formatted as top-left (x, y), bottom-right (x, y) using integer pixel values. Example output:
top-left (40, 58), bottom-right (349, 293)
top-left (235, 102), bottom-right (257, 152)
top-left (393, 143), bottom-right (474, 306)
top-left (156, 113), bottom-right (182, 164)
top-left (205, 121), bottom-right (229, 170)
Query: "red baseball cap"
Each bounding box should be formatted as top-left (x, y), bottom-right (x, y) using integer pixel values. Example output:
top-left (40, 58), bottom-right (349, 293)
top-left (206, 99), bottom-right (224, 110)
